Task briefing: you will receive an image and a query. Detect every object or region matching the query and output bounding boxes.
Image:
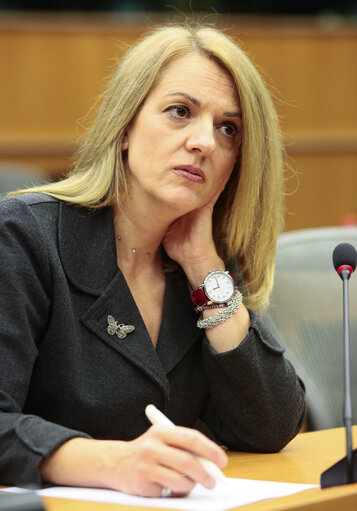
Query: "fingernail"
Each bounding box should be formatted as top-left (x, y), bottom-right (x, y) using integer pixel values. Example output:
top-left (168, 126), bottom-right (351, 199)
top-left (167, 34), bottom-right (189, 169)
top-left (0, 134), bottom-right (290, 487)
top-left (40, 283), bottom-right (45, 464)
top-left (205, 476), bottom-right (216, 489)
top-left (218, 453), bottom-right (227, 467)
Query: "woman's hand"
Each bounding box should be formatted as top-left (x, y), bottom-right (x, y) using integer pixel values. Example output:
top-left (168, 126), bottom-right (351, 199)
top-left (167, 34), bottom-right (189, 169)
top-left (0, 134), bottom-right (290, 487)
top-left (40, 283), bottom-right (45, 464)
top-left (162, 182), bottom-right (251, 353)
top-left (163, 187), bottom-right (225, 288)
top-left (39, 426), bottom-right (227, 498)
top-left (110, 425), bottom-right (227, 497)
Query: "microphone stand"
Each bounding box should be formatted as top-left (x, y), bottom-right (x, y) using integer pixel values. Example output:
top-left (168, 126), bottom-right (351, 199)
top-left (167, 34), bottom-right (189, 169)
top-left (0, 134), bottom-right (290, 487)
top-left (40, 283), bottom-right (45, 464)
top-left (342, 269), bottom-right (354, 484)
top-left (321, 269), bottom-right (357, 488)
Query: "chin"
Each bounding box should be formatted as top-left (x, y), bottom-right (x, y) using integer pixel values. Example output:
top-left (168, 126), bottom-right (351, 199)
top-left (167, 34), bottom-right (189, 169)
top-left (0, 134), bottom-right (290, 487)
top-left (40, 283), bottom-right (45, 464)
top-left (171, 185), bottom-right (206, 205)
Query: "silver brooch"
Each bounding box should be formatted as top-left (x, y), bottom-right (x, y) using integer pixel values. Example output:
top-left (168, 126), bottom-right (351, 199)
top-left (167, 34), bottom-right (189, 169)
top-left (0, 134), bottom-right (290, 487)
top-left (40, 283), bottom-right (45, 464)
top-left (107, 315), bottom-right (135, 339)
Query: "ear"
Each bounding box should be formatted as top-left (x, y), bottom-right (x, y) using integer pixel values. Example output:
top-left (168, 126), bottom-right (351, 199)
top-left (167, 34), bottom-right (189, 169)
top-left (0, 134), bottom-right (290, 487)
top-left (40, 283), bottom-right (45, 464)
top-left (122, 133), bottom-right (128, 151)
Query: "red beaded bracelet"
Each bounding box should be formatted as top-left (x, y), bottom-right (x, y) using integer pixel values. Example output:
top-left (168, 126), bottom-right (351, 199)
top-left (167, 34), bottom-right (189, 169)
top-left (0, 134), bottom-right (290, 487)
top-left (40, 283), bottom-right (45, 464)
top-left (194, 302), bottom-right (228, 313)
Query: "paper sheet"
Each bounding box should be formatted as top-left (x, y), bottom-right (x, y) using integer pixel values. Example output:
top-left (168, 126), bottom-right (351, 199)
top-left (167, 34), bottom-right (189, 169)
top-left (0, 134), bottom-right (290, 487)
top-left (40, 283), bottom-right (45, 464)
top-left (3, 477), bottom-right (317, 511)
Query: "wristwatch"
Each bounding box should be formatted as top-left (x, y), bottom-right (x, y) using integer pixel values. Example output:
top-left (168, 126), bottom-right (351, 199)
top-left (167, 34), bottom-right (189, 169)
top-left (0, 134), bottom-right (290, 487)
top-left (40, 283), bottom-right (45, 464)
top-left (190, 270), bottom-right (236, 307)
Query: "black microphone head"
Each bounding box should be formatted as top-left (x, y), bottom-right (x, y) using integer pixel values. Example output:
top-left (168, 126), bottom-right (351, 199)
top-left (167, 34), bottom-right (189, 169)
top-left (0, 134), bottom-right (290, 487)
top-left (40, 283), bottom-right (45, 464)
top-left (332, 242), bottom-right (357, 273)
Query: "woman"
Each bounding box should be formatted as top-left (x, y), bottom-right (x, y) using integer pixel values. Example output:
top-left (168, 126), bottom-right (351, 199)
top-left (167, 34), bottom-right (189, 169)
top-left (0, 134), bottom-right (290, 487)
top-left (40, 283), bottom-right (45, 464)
top-left (0, 24), bottom-right (305, 497)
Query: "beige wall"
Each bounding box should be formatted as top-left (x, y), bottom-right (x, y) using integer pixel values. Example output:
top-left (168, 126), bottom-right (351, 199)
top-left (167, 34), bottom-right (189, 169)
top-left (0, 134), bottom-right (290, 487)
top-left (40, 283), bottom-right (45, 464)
top-left (1, 13), bottom-right (356, 231)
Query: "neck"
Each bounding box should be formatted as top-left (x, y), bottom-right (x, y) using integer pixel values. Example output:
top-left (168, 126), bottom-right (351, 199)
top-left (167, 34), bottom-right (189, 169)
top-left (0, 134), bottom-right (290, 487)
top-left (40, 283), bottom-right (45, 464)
top-left (112, 203), bottom-right (171, 277)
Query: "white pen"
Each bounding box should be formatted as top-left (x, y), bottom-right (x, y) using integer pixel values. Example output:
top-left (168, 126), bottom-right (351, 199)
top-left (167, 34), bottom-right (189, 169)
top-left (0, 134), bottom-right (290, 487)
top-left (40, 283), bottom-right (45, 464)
top-left (145, 404), bottom-right (227, 485)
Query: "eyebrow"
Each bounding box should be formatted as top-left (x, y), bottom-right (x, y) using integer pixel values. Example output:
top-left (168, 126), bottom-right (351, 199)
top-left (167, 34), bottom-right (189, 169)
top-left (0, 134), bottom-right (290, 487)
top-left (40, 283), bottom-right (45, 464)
top-left (166, 91), bottom-right (242, 118)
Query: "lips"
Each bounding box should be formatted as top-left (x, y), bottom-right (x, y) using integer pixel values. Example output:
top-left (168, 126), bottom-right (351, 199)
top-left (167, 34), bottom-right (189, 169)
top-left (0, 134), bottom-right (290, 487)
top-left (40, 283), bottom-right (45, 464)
top-left (172, 165), bottom-right (205, 183)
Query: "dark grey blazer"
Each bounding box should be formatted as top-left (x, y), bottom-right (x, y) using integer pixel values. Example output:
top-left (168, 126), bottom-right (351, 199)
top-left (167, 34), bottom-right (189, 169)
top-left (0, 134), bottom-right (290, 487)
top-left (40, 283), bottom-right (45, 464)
top-left (0, 193), bottom-right (306, 485)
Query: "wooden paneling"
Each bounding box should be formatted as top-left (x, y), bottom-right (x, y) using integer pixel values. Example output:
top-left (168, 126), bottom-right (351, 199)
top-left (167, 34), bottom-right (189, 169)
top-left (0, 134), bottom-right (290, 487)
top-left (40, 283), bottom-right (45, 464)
top-left (0, 13), bottom-right (356, 230)
top-left (285, 152), bottom-right (357, 229)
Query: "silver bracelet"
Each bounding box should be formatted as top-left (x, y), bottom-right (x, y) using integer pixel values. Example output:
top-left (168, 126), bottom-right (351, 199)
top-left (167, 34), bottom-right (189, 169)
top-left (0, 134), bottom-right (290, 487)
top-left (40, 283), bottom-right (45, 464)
top-left (196, 288), bottom-right (243, 329)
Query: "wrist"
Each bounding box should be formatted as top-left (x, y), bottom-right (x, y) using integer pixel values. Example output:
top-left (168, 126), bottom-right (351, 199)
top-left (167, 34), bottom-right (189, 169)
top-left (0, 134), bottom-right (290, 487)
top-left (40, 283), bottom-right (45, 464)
top-left (184, 258), bottom-right (226, 290)
top-left (39, 437), bottom-right (127, 491)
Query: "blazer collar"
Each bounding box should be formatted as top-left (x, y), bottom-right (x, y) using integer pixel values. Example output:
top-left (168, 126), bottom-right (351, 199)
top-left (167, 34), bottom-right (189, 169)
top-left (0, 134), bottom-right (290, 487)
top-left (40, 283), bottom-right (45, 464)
top-left (58, 201), bottom-right (118, 295)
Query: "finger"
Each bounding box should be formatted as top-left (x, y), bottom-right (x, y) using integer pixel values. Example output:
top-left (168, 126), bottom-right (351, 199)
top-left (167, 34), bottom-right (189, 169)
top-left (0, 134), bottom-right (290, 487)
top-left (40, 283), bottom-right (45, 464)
top-left (150, 426), bottom-right (227, 483)
top-left (136, 481), bottom-right (163, 498)
top-left (127, 463), bottom-right (192, 498)
top-left (133, 463), bottom-right (194, 497)
top-left (141, 426), bottom-right (217, 488)
top-left (159, 426), bottom-right (227, 468)
top-left (151, 466), bottom-right (196, 495)
top-left (142, 426), bottom-right (214, 487)
top-left (152, 442), bottom-right (216, 489)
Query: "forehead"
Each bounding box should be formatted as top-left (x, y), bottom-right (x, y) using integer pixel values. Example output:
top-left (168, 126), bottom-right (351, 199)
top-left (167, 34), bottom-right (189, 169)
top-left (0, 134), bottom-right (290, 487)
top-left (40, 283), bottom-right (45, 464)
top-left (150, 53), bottom-right (240, 109)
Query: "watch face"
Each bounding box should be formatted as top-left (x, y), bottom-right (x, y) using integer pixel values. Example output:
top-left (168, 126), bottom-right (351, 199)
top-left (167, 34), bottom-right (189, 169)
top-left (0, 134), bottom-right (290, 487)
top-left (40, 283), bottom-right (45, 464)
top-left (204, 271), bottom-right (235, 303)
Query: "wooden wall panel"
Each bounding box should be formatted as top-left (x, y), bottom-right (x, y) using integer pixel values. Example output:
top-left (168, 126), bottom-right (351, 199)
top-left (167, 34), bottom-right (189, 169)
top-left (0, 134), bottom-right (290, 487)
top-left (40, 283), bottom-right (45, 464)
top-left (241, 30), bottom-right (357, 132)
top-left (285, 153), bottom-right (357, 229)
top-left (0, 14), bottom-right (356, 231)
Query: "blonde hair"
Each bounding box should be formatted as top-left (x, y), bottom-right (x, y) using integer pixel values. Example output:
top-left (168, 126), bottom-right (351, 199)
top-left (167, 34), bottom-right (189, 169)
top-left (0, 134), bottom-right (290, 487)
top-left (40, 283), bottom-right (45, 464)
top-left (12, 24), bottom-right (284, 312)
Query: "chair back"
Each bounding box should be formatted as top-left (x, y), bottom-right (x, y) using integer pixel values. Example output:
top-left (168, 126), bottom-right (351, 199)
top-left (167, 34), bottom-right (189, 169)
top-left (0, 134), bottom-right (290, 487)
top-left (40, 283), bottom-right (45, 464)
top-left (263, 227), bottom-right (357, 430)
top-left (0, 162), bottom-right (45, 197)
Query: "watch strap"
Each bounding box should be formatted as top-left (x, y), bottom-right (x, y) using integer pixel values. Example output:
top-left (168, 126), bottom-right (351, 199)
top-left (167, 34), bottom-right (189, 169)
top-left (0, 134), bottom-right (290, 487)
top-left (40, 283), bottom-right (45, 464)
top-left (190, 287), bottom-right (208, 307)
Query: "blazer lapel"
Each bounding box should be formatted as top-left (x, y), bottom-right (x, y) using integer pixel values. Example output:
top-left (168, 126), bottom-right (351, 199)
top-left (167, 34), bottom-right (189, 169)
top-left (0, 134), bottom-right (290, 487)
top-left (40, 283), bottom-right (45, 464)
top-left (156, 269), bottom-right (202, 375)
top-left (58, 201), bottom-right (118, 295)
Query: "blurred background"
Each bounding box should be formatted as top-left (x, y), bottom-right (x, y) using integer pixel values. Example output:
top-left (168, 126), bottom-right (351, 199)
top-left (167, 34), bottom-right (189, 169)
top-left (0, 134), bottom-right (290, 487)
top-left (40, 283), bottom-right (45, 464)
top-left (0, 0), bottom-right (356, 231)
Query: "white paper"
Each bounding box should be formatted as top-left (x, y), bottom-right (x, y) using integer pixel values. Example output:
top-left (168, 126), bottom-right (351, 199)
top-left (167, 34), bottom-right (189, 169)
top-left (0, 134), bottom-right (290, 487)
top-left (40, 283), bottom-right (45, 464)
top-left (2, 477), bottom-right (317, 511)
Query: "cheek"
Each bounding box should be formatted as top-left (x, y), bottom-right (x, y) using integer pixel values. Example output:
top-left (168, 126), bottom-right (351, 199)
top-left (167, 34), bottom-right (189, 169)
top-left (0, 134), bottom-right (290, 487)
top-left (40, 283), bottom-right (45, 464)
top-left (125, 127), bottom-right (150, 163)
top-left (220, 155), bottom-right (237, 182)
top-left (219, 168), bottom-right (234, 192)
top-left (219, 138), bottom-right (241, 172)
top-left (215, 153), bottom-right (238, 193)
top-left (225, 142), bottom-right (240, 177)
top-left (124, 111), bottom-right (150, 150)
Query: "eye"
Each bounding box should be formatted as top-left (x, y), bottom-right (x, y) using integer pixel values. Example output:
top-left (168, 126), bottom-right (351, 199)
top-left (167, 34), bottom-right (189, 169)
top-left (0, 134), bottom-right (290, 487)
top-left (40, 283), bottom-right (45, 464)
top-left (166, 105), bottom-right (190, 119)
top-left (219, 122), bottom-right (239, 138)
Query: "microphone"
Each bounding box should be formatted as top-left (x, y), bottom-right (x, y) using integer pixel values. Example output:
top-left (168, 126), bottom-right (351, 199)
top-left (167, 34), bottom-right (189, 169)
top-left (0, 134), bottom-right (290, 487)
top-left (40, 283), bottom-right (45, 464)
top-left (332, 242), bottom-right (357, 279)
top-left (321, 242), bottom-right (357, 488)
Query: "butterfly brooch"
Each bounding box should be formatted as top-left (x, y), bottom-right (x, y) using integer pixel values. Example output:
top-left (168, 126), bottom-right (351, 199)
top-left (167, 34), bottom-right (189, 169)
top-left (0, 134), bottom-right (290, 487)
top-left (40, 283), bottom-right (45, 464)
top-left (107, 315), bottom-right (135, 339)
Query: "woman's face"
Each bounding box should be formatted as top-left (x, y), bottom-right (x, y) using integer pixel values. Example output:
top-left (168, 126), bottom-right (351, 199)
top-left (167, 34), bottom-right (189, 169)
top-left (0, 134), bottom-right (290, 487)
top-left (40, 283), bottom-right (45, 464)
top-left (122, 52), bottom-right (242, 216)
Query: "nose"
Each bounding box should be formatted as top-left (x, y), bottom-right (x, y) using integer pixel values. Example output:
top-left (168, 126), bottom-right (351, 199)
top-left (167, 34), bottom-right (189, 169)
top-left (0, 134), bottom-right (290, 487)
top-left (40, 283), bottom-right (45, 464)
top-left (185, 119), bottom-right (216, 156)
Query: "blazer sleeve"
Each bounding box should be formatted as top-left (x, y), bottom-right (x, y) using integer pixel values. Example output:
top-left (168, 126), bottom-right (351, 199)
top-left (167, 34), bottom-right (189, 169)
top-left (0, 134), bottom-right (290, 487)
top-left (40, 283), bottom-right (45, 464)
top-left (200, 311), bottom-right (306, 453)
top-left (0, 198), bottom-right (90, 486)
